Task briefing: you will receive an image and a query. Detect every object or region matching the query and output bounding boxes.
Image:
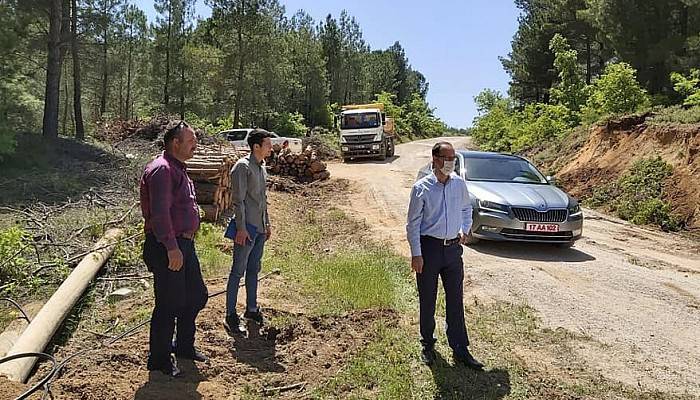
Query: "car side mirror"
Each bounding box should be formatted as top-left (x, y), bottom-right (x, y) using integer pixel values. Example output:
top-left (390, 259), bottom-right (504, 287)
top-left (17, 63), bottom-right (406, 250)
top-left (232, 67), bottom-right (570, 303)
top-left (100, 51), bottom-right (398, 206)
top-left (546, 175), bottom-right (556, 185)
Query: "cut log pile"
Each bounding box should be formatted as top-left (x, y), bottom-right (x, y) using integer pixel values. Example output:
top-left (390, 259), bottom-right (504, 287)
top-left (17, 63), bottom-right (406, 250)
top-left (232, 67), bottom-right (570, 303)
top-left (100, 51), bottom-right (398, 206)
top-left (268, 145), bottom-right (330, 182)
top-left (186, 145), bottom-right (242, 222)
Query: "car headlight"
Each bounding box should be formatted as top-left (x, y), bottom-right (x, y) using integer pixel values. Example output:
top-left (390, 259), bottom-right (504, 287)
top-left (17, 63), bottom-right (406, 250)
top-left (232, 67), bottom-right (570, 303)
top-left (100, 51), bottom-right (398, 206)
top-left (568, 202), bottom-right (581, 215)
top-left (373, 132), bottom-right (383, 142)
top-left (340, 135), bottom-right (347, 144)
top-left (478, 200), bottom-right (509, 214)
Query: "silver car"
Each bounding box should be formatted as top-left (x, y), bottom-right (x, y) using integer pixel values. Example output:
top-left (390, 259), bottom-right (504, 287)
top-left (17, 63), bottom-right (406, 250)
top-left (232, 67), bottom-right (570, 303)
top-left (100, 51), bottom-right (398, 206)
top-left (417, 150), bottom-right (583, 247)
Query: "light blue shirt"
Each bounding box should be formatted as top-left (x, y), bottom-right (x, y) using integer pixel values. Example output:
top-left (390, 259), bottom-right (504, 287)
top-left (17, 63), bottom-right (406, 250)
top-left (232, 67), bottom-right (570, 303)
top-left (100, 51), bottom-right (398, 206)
top-left (406, 172), bottom-right (473, 257)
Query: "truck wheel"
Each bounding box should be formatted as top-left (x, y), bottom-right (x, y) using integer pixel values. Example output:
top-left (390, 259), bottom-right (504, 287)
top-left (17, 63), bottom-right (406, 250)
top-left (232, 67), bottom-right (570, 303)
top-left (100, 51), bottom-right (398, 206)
top-left (343, 157), bottom-right (351, 163)
top-left (386, 139), bottom-right (395, 157)
top-left (377, 145), bottom-right (387, 161)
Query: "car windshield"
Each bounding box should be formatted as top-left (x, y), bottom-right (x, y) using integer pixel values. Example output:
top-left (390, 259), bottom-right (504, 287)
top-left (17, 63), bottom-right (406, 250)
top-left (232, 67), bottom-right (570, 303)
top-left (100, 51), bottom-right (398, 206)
top-left (224, 130), bottom-right (248, 141)
top-left (463, 157), bottom-right (547, 184)
top-left (341, 112), bottom-right (380, 129)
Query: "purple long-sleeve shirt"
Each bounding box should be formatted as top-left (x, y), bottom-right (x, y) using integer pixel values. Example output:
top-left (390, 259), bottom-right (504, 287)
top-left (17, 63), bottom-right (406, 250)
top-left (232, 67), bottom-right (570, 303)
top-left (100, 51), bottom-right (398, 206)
top-left (140, 152), bottom-right (200, 250)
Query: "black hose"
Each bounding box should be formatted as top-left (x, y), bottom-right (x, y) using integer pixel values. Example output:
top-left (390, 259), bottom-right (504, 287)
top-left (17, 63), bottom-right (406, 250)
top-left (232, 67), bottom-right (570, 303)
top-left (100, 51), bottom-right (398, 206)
top-left (0, 352), bottom-right (56, 400)
top-left (0, 298), bottom-right (31, 323)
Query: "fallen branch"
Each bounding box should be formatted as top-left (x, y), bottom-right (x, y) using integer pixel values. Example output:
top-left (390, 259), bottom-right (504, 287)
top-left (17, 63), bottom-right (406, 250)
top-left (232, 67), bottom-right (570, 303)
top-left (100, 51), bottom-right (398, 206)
top-left (82, 318), bottom-right (120, 339)
top-left (104, 202), bottom-right (139, 227)
top-left (0, 229), bottom-right (124, 382)
top-left (32, 232), bottom-right (142, 275)
top-left (0, 206), bottom-right (45, 229)
top-left (0, 243), bottom-right (32, 272)
top-left (97, 275), bottom-right (152, 281)
top-left (262, 382), bottom-right (306, 394)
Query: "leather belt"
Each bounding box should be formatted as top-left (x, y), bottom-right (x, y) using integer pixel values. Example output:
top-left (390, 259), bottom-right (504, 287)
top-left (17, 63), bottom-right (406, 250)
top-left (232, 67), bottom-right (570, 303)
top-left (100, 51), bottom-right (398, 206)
top-left (178, 231), bottom-right (196, 240)
top-left (422, 235), bottom-right (460, 246)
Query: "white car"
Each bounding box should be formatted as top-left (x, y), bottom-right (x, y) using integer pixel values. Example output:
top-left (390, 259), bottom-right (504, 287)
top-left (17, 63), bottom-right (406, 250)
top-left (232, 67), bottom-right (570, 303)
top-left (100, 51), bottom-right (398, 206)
top-left (218, 128), bottom-right (303, 153)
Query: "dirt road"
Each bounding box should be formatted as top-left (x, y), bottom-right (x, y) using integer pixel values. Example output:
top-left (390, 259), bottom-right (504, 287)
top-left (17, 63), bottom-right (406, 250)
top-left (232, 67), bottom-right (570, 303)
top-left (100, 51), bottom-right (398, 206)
top-left (328, 137), bottom-right (700, 396)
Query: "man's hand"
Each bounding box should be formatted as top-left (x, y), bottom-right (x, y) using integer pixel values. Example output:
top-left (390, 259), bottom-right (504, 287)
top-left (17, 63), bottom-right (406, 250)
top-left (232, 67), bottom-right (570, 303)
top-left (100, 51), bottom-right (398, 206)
top-left (459, 233), bottom-right (469, 245)
top-left (167, 248), bottom-right (184, 271)
top-left (234, 229), bottom-right (251, 246)
top-left (411, 256), bottom-right (424, 274)
top-left (265, 226), bottom-right (272, 240)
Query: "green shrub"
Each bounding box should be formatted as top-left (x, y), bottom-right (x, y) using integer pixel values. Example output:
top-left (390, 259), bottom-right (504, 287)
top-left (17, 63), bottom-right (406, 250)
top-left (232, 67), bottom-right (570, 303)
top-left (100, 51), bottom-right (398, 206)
top-left (670, 69), bottom-right (700, 107)
top-left (588, 157), bottom-right (681, 230)
top-left (0, 226), bottom-right (31, 287)
top-left (585, 62), bottom-right (650, 116)
top-left (511, 103), bottom-right (570, 151)
top-left (270, 111), bottom-right (308, 137)
top-left (649, 105), bottom-right (700, 125)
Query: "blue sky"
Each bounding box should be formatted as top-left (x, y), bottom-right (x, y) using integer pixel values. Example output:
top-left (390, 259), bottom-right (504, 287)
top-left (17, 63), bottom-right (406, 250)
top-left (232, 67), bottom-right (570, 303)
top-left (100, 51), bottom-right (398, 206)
top-left (135, 0), bottom-right (520, 128)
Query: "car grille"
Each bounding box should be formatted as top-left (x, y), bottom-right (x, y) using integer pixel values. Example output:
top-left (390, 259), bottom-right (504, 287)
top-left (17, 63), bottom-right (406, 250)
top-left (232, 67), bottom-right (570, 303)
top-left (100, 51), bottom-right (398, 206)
top-left (500, 228), bottom-right (573, 241)
top-left (345, 134), bottom-right (376, 143)
top-left (512, 207), bottom-right (567, 222)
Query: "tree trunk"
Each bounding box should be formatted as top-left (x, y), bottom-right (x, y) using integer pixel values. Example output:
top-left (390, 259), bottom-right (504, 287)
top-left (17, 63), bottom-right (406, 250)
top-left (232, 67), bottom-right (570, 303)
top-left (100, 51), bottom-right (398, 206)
top-left (585, 35), bottom-right (592, 85)
top-left (233, 35), bottom-right (244, 128)
top-left (42, 0), bottom-right (63, 139)
top-left (179, 61), bottom-right (185, 120)
top-left (163, 1), bottom-right (172, 107)
top-left (126, 40), bottom-right (133, 120)
top-left (100, 14), bottom-right (108, 116)
top-left (72, 0), bottom-right (84, 140)
top-left (62, 61), bottom-right (69, 136)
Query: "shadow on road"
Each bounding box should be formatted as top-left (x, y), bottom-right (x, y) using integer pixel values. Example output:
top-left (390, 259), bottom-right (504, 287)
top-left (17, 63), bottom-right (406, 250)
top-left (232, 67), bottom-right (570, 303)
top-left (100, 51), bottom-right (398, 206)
top-left (467, 240), bottom-right (596, 262)
top-left (343, 155), bottom-right (400, 165)
top-left (430, 351), bottom-right (510, 399)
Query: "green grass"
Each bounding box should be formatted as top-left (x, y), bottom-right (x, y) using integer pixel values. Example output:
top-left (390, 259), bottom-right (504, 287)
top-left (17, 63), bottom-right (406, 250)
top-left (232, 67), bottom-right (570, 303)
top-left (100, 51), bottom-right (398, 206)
top-left (260, 205), bottom-right (413, 315)
top-left (648, 105), bottom-right (700, 125)
top-left (195, 222), bottom-right (233, 278)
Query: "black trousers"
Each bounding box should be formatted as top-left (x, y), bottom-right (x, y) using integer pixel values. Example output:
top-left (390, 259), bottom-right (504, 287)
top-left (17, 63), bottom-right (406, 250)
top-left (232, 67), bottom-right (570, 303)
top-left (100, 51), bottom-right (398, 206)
top-left (143, 234), bottom-right (208, 368)
top-left (417, 236), bottom-right (470, 353)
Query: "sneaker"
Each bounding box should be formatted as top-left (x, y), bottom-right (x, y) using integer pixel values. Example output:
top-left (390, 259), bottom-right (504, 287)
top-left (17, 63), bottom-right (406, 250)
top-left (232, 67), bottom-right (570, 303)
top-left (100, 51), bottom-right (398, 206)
top-left (243, 309), bottom-right (264, 324)
top-left (224, 314), bottom-right (246, 336)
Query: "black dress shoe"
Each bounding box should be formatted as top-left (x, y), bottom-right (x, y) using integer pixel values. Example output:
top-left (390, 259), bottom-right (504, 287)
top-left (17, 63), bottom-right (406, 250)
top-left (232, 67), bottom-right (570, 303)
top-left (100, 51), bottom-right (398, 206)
top-left (224, 314), bottom-right (247, 336)
top-left (244, 309), bottom-right (264, 324)
top-left (176, 348), bottom-right (209, 362)
top-left (147, 355), bottom-right (182, 377)
top-left (421, 347), bottom-right (437, 366)
top-left (171, 340), bottom-right (209, 362)
top-left (454, 350), bottom-right (484, 371)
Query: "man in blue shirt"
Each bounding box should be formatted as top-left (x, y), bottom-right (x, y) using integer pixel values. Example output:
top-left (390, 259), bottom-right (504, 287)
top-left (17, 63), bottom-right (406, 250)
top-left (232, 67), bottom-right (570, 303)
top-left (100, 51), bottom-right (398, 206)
top-left (406, 141), bottom-right (484, 370)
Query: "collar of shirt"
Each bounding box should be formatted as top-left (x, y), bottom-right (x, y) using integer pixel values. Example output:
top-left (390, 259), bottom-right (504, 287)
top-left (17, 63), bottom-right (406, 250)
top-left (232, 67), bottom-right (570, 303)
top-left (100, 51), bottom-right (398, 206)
top-left (429, 170), bottom-right (458, 185)
top-left (163, 151), bottom-right (186, 170)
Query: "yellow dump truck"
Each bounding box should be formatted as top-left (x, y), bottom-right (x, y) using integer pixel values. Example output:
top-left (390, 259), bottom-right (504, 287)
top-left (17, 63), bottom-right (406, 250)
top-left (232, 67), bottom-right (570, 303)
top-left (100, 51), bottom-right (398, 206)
top-left (339, 103), bottom-right (396, 161)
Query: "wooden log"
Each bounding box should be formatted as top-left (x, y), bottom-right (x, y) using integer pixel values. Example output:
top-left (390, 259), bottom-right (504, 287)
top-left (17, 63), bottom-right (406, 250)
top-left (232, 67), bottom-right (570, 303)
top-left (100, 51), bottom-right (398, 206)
top-left (200, 205), bottom-right (219, 222)
top-left (310, 160), bottom-right (326, 173)
top-left (187, 168), bottom-right (221, 175)
top-left (313, 170), bottom-right (331, 181)
top-left (0, 302), bottom-right (42, 359)
top-left (0, 229), bottom-right (124, 383)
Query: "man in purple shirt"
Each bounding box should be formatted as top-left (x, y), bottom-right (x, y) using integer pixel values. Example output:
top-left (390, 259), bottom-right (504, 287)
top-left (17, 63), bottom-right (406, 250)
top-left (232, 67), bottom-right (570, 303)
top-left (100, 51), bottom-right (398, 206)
top-left (140, 121), bottom-right (208, 377)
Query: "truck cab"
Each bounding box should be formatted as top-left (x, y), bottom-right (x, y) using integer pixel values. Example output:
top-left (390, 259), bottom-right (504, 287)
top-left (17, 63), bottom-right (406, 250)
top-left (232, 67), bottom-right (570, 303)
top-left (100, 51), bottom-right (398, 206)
top-left (339, 103), bottom-right (395, 161)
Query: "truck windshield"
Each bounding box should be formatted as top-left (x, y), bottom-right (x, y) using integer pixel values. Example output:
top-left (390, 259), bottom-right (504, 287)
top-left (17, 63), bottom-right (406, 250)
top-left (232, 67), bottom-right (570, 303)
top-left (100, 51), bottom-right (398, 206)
top-left (341, 112), bottom-right (380, 129)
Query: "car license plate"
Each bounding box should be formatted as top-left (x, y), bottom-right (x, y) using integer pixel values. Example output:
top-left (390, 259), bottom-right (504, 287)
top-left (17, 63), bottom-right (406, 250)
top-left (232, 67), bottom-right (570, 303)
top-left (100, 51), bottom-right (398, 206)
top-left (525, 223), bottom-right (559, 232)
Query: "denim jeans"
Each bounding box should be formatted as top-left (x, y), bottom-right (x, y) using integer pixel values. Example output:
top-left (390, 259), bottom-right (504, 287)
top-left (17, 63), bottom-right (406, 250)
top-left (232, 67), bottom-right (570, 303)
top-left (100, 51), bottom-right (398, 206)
top-left (226, 231), bottom-right (266, 317)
